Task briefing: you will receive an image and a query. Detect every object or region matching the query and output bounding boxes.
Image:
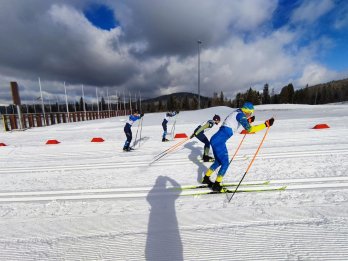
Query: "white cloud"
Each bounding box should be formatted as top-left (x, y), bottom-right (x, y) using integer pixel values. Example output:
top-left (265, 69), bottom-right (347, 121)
top-left (291, 0), bottom-right (334, 23)
top-left (296, 63), bottom-right (341, 87)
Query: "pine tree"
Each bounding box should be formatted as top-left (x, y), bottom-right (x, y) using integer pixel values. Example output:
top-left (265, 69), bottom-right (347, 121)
top-left (262, 84), bottom-right (271, 104)
top-left (219, 91), bottom-right (224, 105)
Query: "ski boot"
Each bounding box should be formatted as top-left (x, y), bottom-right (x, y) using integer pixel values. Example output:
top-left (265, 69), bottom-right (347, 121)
top-left (123, 147), bottom-right (131, 152)
top-left (201, 175), bottom-right (214, 187)
top-left (162, 138), bottom-right (169, 142)
top-left (212, 181), bottom-right (225, 192)
top-left (203, 155), bottom-right (214, 162)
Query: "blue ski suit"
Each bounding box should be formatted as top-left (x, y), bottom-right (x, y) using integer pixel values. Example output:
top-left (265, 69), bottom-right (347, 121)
top-left (209, 109), bottom-right (251, 176)
top-left (123, 114), bottom-right (141, 150)
top-left (162, 111), bottom-right (177, 139)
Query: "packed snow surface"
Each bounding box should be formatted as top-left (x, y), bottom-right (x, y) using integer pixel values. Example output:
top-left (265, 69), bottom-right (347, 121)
top-left (0, 104), bottom-right (347, 260)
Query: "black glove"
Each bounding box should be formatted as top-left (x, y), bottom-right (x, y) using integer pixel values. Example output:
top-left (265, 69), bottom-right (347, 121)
top-left (190, 133), bottom-right (195, 139)
top-left (176, 111), bottom-right (180, 114)
top-left (265, 118), bottom-right (274, 127)
top-left (248, 116), bottom-right (255, 123)
top-left (140, 113), bottom-right (144, 117)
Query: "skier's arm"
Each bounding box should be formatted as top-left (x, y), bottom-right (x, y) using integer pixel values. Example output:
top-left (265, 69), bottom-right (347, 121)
top-left (238, 114), bottom-right (266, 133)
top-left (130, 115), bottom-right (141, 122)
top-left (168, 112), bottom-right (176, 117)
top-left (193, 122), bottom-right (211, 136)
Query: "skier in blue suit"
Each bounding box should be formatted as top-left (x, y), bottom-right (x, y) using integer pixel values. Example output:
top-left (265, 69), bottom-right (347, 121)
top-left (123, 110), bottom-right (144, 151)
top-left (202, 102), bottom-right (274, 192)
top-left (162, 111), bottom-right (179, 142)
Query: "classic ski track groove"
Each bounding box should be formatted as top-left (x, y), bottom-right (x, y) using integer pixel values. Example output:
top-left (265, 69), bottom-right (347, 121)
top-left (0, 176), bottom-right (347, 202)
top-left (1, 148), bottom-right (347, 174)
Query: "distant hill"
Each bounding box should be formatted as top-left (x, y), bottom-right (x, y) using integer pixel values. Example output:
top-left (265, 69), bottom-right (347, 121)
top-left (141, 92), bottom-right (211, 112)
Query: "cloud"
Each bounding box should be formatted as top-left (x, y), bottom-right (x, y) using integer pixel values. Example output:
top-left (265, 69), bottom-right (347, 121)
top-left (112, 0), bottom-right (277, 56)
top-left (0, 0), bottom-right (346, 105)
top-left (291, 0), bottom-right (334, 23)
top-left (296, 63), bottom-right (341, 86)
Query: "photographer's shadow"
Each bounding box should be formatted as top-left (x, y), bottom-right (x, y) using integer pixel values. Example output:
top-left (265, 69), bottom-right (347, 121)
top-left (146, 176), bottom-right (183, 261)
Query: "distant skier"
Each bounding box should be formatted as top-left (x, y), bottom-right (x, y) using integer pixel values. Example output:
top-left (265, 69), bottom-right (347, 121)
top-left (123, 110), bottom-right (144, 151)
top-left (190, 115), bottom-right (221, 162)
top-left (162, 111), bottom-right (179, 142)
top-left (201, 102), bottom-right (274, 192)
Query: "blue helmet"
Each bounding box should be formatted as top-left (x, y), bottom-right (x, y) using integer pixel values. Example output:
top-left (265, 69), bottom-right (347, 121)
top-left (241, 102), bottom-right (254, 114)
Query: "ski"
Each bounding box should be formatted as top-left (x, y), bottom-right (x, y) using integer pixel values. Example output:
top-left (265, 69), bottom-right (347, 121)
top-left (185, 185), bottom-right (287, 196)
top-left (176, 180), bottom-right (270, 190)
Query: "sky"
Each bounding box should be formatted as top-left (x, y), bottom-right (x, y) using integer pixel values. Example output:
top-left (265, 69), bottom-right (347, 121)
top-left (0, 0), bottom-right (347, 105)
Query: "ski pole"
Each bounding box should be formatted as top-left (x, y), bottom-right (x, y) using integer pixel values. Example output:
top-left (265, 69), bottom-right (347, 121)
top-left (210, 134), bottom-right (247, 178)
top-left (153, 137), bottom-right (189, 159)
top-left (139, 117), bottom-right (143, 148)
top-left (229, 133), bottom-right (247, 165)
top-left (171, 115), bottom-right (177, 140)
top-left (227, 126), bottom-right (271, 203)
top-left (132, 119), bottom-right (141, 148)
top-left (150, 137), bottom-right (190, 165)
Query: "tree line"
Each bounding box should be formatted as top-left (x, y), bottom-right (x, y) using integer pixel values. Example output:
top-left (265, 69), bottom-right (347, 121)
top-left (141, 78), bottom-right (348, 112)
top-left (231, 78), bottom-right (348, 107)
top-left (1, 78), bottom-right (347, 115)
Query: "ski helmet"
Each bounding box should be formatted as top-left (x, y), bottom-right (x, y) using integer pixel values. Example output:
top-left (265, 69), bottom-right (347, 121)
top-left (241, 102), bottom-right (254, 114)
top-left (213, 114), bottom-right (221, 123)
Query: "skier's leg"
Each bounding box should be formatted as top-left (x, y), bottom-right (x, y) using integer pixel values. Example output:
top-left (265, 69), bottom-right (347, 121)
top-left (123, 124), bottom-right (132, 150)
top-left (196, 133), bottom-right (212, 161)
top-left (162, 120), bottom-right (168, 141)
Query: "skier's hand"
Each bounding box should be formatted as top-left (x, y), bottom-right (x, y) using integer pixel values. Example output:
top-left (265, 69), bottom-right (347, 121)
top-left (248, 116), bottom-right (255, 123)
top-left (140, 113), bottom-right (144, 117)
top-left (190, 133), bottom-right (195, 139)
top-left (265, 118), bottom-right (274, 127)
top-left (176, 111), bottom-right (180, 114)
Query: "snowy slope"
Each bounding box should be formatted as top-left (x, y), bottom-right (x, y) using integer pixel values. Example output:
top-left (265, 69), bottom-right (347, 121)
top-left (0, 104), bottom-right (347, 261)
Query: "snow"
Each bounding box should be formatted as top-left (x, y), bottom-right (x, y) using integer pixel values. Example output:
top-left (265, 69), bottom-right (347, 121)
top-left (0, 104), bottom-right (348, 261)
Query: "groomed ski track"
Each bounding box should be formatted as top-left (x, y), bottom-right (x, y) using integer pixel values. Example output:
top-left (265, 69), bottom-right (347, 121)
top-left (1, 105), bottom-right (348, 260)
top-left (0, 147), bottom-right (347, 173)
top-left (0, 176), bottom-right (347, 202)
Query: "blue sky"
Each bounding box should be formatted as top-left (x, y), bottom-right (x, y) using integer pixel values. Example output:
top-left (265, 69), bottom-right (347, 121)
top-left (0, 0), bottom-right (347, 104)
top-left (84, 3), bottom-right (118, 31)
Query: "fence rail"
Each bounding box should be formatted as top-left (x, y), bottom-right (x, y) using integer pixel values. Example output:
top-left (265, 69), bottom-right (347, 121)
top-left (1, 110), bottom-right (130, 131)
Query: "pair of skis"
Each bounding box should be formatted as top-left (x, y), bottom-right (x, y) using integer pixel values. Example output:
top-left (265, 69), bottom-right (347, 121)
top-left (177, 181), bottom-right (286, 196)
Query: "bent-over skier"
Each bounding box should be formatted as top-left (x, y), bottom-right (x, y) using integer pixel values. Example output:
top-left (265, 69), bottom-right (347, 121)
top-left (190, 115), bottom-right (221, 162)
top-left (202, 102), bottom-right (274, 192)
top-left (162, 111), bottom-right (179, 142)
top-left (123, 110), bottom-right (144, 151)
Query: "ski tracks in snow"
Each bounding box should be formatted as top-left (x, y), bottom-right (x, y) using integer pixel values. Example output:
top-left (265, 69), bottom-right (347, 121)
top-left (0, 176), bottom-right (347, 203)
top-left (1, 147), bottom-right (348, 174)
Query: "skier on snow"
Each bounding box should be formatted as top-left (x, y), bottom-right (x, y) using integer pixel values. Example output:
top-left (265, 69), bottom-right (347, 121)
top-left (201, 102), bottom-right (274, 192)
top-left (123, 110), bottom-right (144, 151)
top-left (190, 115), bottom-right (221, 162)
top-left (162, 111), bottom-right (179, 142)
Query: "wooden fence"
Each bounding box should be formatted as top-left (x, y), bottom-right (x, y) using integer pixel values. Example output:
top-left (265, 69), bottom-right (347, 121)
top-left (2, 110), bottom-right (130, 131)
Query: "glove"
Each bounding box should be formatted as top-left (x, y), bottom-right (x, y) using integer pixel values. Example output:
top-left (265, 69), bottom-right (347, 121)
top-left (248, 116), bottom-right (255, 123)
top-left (190, 133), bottom-right (195, 139)
top-left (176, 111), bottom-right (180, 114)
top-left (265, 118), bottom-right (274, 127)
top-left (140, 113), bottom-right (144, 117)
